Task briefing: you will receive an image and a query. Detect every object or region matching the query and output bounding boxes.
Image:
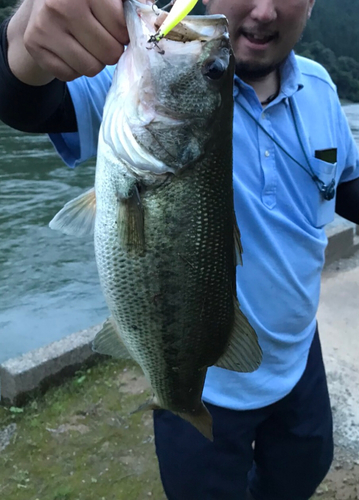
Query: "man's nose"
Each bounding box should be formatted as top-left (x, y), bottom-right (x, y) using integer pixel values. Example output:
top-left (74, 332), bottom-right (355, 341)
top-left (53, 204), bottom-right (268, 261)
top-left (250, 0), bottom-right (277, 23)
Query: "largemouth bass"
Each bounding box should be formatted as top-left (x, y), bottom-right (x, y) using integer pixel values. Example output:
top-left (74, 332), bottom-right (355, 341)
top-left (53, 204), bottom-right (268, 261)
top-left (50, 0), bottom-right (262, 440)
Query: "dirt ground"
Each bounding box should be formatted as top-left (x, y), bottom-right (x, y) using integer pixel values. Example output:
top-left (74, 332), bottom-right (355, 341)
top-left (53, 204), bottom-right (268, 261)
top-left (313, 447), bottom-right (359, 500)
top-left (0, 359), bottom-right (358, 500)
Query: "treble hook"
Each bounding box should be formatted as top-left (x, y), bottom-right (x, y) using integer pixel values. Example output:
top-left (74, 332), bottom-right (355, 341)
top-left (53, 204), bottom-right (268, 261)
top-left (146, 39), bottom-right (165, 55)
top-left (160, 0), bottom-right (176, 11)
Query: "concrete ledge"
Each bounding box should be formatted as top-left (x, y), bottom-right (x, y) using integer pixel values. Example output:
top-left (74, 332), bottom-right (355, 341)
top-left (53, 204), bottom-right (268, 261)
top-left (0, 216), bottom-right (357, 406)
top-left (325, 217), bottom-right (358, 267)
top-left (0, 324), bottom-right (102, 405)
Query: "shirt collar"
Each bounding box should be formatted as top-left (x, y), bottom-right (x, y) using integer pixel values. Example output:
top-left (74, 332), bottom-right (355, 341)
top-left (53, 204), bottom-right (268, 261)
top-left (233, 51), bottom-right (304, 102)
top-left (280, 51), bottom-right (304, 98)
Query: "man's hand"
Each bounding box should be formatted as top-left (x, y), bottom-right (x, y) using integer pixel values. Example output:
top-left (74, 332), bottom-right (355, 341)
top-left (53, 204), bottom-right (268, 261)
top-left (7, 0), bottom-right (129, 85)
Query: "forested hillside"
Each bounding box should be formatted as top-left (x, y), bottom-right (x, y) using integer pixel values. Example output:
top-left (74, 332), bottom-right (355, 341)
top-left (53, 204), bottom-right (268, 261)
top-left (298, 0), bottom-right (359, 63)
top-left (0, 0), bottom-right (15, 24)
top-left (1, 0), bottom-right (358, 101)
top-left (296, 0), bottom-right (359, 101)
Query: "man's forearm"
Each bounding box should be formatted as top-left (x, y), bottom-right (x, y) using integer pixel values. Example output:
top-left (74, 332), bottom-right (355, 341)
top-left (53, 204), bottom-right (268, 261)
top-left (336, 177), bottom-right (359, 224)
top-left (0, 18), bottom-right (77, 133)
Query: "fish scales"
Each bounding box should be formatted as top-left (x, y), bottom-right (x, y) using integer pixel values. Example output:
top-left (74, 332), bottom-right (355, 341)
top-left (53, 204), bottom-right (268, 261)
top-left (95, 144), bottom-right (235, 412)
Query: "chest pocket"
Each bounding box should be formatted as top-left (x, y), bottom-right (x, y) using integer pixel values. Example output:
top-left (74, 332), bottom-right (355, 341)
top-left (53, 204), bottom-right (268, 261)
top-left (308, 157), bottom-right (337, 228)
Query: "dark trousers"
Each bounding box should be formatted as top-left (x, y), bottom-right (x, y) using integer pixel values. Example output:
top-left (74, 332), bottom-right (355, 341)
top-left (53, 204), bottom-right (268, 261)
top-left (153, 328), bottom-right (333, 500)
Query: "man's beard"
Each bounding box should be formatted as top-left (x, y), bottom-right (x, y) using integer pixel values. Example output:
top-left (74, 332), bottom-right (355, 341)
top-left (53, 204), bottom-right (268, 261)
top-left (235, 60), bottom-right (282, 80)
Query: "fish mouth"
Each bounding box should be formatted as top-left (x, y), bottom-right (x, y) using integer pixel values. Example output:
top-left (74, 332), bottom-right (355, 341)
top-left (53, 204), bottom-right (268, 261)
top-left (124, 0), bottom-right (229, 45)
top-left (103, 0), bottom-right (233, 177)
top-left (240, 28), bottom-right (278, 46)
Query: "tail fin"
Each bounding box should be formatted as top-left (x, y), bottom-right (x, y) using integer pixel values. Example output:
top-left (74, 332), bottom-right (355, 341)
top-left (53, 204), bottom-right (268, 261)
top-left (178, 403), bottom-right (213, 441)
top-left (133, 397), bottom-right (213, 441)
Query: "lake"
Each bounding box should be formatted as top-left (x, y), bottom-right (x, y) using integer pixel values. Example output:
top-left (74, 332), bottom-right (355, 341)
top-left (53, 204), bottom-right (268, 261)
top-left (0, 103), bottom-right (358, 363)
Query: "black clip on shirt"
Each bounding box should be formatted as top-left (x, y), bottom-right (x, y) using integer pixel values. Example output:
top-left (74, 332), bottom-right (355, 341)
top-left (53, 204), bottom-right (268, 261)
top-left (0, 17), bottom-right (77, 133)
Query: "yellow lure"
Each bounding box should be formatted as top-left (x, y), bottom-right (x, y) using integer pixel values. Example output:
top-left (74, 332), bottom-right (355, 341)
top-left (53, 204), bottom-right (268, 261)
top-left (153, 0), bottom-right (200, 41)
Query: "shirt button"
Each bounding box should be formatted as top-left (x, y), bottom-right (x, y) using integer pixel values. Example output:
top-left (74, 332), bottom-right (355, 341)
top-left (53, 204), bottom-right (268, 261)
top-left (264, 150), bottom-right (270, 157)
top-left (261, 113), bottom-right (266, 119)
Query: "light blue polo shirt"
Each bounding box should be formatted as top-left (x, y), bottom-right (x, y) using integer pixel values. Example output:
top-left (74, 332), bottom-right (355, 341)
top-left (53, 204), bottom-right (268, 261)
top-left (50, 52), bottom-right (359, 410)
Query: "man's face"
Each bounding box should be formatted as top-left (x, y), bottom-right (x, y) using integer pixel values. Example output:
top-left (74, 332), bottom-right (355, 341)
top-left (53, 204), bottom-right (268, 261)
top-left (203, 0), bottom-right (315, 78)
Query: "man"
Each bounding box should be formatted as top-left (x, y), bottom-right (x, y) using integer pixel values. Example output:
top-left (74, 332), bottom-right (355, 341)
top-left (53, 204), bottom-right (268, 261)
top-left (1, 0), bottom-right (358, 499)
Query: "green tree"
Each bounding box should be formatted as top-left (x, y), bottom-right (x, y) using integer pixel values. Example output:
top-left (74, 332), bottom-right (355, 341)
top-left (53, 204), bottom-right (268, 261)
top-left (296, 41), bottom-right (359, 102)
top-left (0, 5), bottom-right (13, 24)
top-left (298, 0), bottom-right (359, 64)
top-left (0, 0), bottom-right (16, 7)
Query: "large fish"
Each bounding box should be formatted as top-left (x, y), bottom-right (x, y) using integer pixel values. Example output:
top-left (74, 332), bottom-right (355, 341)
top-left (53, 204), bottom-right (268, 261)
top-left (50, 0), bottom-right (262, 440)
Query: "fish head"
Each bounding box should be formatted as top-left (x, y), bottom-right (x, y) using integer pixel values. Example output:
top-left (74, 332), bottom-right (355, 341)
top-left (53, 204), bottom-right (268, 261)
top-left (101, 0), bottom-right (234, 177)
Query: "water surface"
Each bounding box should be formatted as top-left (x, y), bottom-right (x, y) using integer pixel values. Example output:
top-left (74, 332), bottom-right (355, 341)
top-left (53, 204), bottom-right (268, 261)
top-left (0, 127), bottom-right (107, 363)
top-left (0, 104), bottom-right (358, 363)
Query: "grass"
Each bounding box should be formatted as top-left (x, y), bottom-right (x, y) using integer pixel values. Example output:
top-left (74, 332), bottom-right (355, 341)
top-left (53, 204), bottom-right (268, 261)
top-left (1, 358), bottom-right (356, 500)
top-left (0, 359), bottom-right (165, 500)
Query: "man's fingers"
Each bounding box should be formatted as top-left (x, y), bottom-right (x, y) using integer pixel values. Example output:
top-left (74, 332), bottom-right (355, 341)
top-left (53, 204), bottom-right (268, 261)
top-left (25, 47), bottom-right (83, 81)
top-left (89, 0), bottom-right (130, 46)
top-left (24, 27), bottom-right (109, 80)
top-left (71, 17), bottom-right (126, 67)
top-left (23, 0), bottom-right (129, 81)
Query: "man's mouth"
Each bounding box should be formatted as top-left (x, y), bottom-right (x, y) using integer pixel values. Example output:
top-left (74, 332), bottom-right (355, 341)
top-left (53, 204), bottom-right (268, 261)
top-left (241, 30), bottom-right (278, 45)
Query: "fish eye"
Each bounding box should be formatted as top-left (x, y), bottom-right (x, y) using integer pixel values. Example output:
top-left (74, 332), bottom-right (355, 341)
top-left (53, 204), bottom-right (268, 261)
top-left (203, 59), bottom-right (226, 80)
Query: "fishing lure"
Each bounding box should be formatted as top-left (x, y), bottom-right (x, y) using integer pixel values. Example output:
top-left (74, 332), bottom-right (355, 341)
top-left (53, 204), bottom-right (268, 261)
top-left (149, 0), bottom-right (199, 42)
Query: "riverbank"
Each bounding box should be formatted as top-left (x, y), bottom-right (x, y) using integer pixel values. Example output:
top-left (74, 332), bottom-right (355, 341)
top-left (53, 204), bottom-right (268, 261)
top-left (1, 103), bottom-right (358, 364)
top-left (1, 227), bottom-right (359, 499)
top-left (0, 355), bottom-right (358, 500)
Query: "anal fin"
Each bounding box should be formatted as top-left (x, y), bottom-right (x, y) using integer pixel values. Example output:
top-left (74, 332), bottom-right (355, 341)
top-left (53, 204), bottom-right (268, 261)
top-left (215, 298), bottom-right (262, 373)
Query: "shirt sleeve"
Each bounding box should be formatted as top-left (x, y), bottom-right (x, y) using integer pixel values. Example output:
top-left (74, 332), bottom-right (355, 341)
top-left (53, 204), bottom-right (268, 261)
top-left (337, 105), bottom-right (359, 184)
top-left (49, 65), bottom-right (116, 168)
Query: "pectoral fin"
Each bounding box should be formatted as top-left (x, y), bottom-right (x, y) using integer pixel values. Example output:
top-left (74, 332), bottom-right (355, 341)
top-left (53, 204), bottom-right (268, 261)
top-left (92, 317), bottom-right (132, 360)
top-left (215, 298), bottom-right (262, 372)
top-left (49, 188), bottom-right (96, 237)
top-left (117, 184), bottom-right (145, 253)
